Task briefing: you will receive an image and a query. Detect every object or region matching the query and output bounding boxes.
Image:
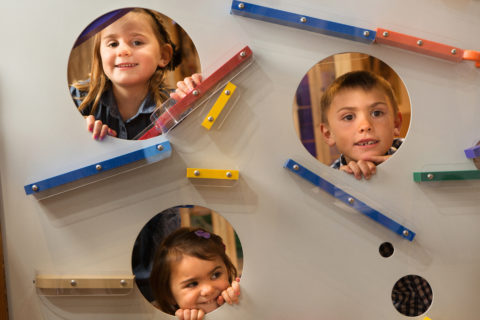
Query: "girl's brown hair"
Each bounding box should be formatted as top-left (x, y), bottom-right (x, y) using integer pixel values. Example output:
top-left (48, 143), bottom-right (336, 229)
top-left (72, 8), bottom-right (182, 115)
top-left (149, 227), bottom-right (238, 315)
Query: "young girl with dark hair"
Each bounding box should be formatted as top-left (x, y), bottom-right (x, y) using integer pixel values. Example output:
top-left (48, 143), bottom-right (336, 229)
top-left (150, 227), bottom-right (241, 320)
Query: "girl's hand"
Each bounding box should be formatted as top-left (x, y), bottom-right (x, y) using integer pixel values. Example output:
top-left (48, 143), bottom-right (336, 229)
top-left (217, 277), bottom-right (241, 306)
top-left (175, 308), bottom-right (205, 320)
top-left (85, 115), bottom-right (117, 140)
top-left (170, 73), bottom-right (203, 100)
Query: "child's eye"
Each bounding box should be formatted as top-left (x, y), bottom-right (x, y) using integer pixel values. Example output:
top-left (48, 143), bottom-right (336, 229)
top-left (132, 40), bottom-right (143, 46)
top-left (211, 271), bottom-right (222, 280)
top-left (371, 110), bottom-right (384, 117)
top-left (342, 114), bottom-right (354, 121)
top-left (186, 281), bottom-right (198, 288)
top-left (107, 41), bottom-right (118, 48)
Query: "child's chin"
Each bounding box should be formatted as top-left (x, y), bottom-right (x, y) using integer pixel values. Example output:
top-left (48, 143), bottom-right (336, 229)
top-left (357, 150), bottom-right (384, 159)
top-left (197, 301), bottom-right (220, 314)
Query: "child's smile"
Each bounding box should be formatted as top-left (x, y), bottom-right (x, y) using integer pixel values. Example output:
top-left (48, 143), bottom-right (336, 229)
top-left (354, 139), bottom-right (379, 147)
top-left (99, 11), bottom-right (169, 90)
top-left (115, 63), bottom-right (139, 69)
top-left (321, 87), bottom-right (402, 163)
top-left (169, 254), bottom-right (230, 313)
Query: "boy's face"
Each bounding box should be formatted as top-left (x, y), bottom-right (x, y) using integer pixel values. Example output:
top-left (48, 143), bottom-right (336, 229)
top-left (320, 87), bottom-right (402, 163)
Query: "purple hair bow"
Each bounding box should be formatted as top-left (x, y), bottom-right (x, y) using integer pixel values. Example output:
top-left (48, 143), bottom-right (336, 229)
top-left (194, 230), bottom-right (211, 239)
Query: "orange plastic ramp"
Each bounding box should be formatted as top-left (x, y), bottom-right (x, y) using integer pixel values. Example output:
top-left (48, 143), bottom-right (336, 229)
top-left (375, 28), bottom-right (463, 62)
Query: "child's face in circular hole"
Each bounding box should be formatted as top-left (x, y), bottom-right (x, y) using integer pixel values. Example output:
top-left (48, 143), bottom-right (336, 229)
top-left (99, 12), bottom-right (168, 90)
top-left (169, 254), bottom-right (230, 313)
top-left (321, 87), bottom-right (401, 163)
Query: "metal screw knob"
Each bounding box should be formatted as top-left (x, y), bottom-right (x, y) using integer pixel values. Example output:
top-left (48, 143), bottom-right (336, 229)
top-left (347, 197), bottom-right (355, 205)
top-left (32, 185), bottom-right (39, 192)
top-left (95, 164), bottom-right (102, 171)
top-left (382, 31), bottom-right (389, 37)
top-left (417, 40), bottom-right (423, 46)
top-left (239, 51), bottom-right (246, 58)
top-left (194, 170), bottom-right (200, 176)
top-left (157, 145), bottom-right (164, 151)
top-left (363, 31), bottom-right (370, 37)
top-left (224, 90), bottom-right (231, 96)
top-left (402, 230), bottom-right (409, 237)
top-left (226, 171), bottom-right (233, 178)
top-left (293, 164), bottom-right (300, 171)
top-left (192, 90), bottom-right (199, 96)
top-left (451, 48), bottom-right (457, 55)
top-left (120, 279), bottom-right (127, 286)
top-left (238, 2), bottom-right (245, 9)
top-left (70, 280), bottom-right (77, 287)
top-left (300, 17), bottom-right (307, 23)
top-left (207, 116), bottom-right (214, 122)
top-left (427, 173), bottom-right (434, 180)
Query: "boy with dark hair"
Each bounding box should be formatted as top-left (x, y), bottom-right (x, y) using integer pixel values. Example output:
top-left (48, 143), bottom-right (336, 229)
top-left (320, 70), bottom-right (403, 180)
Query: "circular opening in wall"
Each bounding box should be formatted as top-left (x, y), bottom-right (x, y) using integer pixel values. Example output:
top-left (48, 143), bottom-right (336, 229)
top-left (379, 242), bottom-right (394, 258)
top-left (131, 205), bottom-right (243, 316)
top-left (391, 274), bottom-right (433, 316)
top-left (67, 7), bottom-right (201, 140)
top-left (292, 52), bottom-right (410, 178)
